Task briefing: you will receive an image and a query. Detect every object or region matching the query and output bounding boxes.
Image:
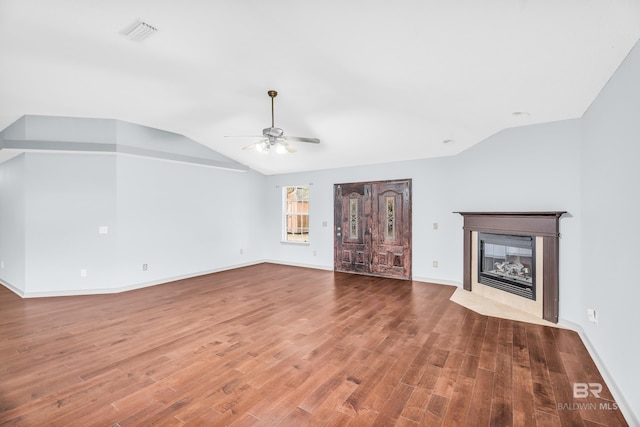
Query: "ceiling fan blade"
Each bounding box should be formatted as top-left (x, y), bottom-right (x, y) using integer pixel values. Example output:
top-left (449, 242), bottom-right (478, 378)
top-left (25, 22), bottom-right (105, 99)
top-left (242, 143), bottom-right (258, 151)
top-left (284, 135), bottom-right (320, 144)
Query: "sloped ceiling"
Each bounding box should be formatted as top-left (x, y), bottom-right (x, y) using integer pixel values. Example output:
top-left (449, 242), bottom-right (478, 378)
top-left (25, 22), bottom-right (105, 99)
top-left (0, 115), bottom-right (250, 171)
top-left (1, 0), bottom-right (639, 175)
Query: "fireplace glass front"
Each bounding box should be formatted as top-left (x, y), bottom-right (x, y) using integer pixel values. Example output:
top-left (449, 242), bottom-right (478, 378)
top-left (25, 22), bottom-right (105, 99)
top-left (478, 233), bottom-right (535, 300)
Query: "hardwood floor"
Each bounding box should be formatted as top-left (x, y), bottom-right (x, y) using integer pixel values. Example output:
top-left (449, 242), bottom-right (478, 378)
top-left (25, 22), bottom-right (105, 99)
top-left (0, 263), bottom-right (628, 426)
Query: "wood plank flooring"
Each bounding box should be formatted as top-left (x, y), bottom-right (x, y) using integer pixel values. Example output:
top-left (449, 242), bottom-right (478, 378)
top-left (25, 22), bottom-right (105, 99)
top-left (0, 263), bottom-right (628, 426)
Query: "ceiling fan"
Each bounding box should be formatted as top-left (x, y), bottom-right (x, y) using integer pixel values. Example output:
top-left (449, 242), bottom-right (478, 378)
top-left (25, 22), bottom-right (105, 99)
top-left (226, 90), bottom-right (320, 154)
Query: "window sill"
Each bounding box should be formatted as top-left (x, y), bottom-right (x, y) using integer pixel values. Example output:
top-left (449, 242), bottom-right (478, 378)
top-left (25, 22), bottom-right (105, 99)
top-left (280, 240), bottom-right (310, 246)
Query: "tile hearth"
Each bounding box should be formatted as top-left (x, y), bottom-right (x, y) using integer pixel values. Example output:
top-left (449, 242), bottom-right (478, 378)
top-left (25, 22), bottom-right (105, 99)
top-left (450, 287), bottom-right (562, 328)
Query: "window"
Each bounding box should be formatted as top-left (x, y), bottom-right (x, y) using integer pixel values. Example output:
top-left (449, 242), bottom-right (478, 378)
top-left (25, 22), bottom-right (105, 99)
top-left (283, 186), bottom-right (309, 242)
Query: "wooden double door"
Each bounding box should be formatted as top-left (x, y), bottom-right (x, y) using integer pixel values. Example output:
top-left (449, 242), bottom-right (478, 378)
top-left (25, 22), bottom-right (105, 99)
top-left (334, 179), bottom-right (412, 279)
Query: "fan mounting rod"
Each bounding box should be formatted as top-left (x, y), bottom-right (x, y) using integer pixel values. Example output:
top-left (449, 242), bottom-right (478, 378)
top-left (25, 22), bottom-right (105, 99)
top-left (268, 90), bottom-right (277, 128)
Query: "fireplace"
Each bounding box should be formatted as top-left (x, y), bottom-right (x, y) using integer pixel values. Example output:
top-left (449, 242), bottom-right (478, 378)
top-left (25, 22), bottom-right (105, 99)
top-left (478, 233), bottom-right (535, 300)
top-left (456, 212), bottom-right (565, 323)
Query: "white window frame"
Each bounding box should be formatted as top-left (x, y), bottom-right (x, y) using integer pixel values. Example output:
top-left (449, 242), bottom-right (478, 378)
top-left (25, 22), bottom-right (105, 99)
top-left (282, 185), bottom-right (310, 243)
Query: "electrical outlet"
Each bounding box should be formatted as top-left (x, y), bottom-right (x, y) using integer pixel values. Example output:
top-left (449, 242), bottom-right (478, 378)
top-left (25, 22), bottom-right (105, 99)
top-left (587, 308), bottom-right (598, 324)
top-left (433, 222), bottom-right (438, 230)
top-left (240, 248), bottom-right (244, 255)
top-left (433, 260), bottom-right (438, 268)
top-left (313, 250), bottom-right (317, 256)
top-left (142, 264), bottom-right (148, 271)
top-left (1, 261), bottom-right (4, 269)
top-left (80, 269), bottom-right (87, 277)
top-left (98, 226), bottom-right (109, 234)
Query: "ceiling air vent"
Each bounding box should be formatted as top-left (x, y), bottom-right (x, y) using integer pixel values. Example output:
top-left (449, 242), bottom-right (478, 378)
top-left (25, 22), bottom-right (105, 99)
top-left (121, 20), bottom-right (157, 42)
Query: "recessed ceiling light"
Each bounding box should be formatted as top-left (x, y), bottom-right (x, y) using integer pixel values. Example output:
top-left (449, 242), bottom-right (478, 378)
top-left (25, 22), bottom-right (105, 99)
top-left (512, 111), bottom-right (531, 116)
top-left (121, 20), bottom-right (158, 42)
top-left (442, 139), bottom-right (454, 144)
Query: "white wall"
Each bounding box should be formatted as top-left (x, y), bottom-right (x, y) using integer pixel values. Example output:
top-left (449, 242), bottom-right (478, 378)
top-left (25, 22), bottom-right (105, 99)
top-left (0, 154), bottom-right (26, 293)
top-left (23, 153), bottom-right (117, 294)
top-left (0, 117), bottom-right (262, 297)
top-left (1, 152), bottom-right (265, 297)
top-left (263, 157), bottom-right (462, 283)
top-left (17, 152), bottom-right (266, 296)
top-left (115, 155), bottom-right (266, 288)
top-left (581, 40), bottom-right (640, 421)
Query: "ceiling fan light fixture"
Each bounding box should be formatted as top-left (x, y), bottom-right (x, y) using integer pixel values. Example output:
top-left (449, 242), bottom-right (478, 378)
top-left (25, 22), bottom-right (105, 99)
top-left (227, 90), bottom-right (320, 155)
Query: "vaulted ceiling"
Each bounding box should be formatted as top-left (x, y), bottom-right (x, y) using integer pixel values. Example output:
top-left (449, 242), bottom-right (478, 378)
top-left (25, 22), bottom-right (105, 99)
top-left (1, 0), bottom-right (639, 175)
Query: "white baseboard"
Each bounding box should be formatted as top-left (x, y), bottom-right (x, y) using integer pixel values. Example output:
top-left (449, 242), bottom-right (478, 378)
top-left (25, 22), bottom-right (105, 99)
top-left (412, 276), bottom-right (462, 287)
top-left (0, 278), bottom-right (24, 297)
top-left (559, 318), bottom-right (638, 427)
top-left (5, 260), bottom-right (331, 299)
top-left (7, 261), bottom-right (266, 298)
top-left (263, 259), bottom-right (334, 271)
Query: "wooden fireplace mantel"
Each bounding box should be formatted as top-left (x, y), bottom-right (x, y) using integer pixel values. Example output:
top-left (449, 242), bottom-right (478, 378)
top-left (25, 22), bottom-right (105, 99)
top-left (455, 211), bottom-right (566, 323)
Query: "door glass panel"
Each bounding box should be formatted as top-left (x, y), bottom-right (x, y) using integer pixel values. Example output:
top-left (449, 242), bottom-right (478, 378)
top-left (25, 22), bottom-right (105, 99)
top-left (385, 196), bottom-right (395, 241)
top-left (349, 198), bottom-right (358, 238)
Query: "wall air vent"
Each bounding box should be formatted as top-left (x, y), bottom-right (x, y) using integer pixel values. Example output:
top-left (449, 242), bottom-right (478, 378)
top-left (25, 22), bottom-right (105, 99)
top-left (121, 20), bottom-right (157, 42)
